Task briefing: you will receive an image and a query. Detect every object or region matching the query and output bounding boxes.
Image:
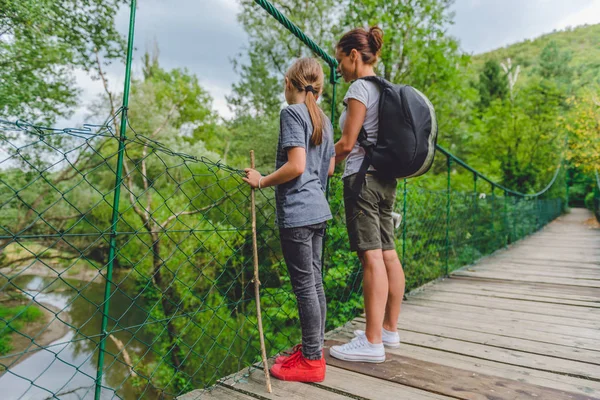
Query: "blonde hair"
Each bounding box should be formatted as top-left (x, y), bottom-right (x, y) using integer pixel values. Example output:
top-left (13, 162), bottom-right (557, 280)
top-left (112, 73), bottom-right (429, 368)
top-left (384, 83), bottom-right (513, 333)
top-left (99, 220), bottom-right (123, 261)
top-left (286, 58), bottom-right (325, 146)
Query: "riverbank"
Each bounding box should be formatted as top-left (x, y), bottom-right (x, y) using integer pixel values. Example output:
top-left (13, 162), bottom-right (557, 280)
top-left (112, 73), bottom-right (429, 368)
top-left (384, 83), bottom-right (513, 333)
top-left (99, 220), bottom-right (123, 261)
top-left (0, 302), bottom-right (70, 375)
top-left (1, 261), bottom-right (103, 283)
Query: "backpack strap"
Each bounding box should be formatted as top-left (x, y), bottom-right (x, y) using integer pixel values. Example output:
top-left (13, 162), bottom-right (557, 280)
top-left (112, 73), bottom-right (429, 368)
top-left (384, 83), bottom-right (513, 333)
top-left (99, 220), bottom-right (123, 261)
top-left (351, 126), bottom-right (375, 198)
top-left (350, 75), bottom-right (385, 198)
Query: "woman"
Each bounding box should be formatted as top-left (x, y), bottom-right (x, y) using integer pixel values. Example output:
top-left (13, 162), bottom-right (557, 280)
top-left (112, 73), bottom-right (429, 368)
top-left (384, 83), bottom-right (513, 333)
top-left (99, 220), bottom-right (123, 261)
top-left (329, 26), bottom-right (406, 363)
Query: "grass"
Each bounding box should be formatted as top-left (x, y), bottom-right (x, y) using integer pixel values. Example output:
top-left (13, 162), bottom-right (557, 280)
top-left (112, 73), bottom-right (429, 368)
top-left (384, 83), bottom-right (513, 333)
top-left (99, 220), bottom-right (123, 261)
top-left (0, 304), bottom-right (44, 355)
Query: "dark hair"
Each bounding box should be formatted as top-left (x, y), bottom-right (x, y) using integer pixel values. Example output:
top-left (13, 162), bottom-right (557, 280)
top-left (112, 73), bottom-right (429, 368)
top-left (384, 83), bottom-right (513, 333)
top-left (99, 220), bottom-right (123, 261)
top-left (337, 26), bottom-right (383, 65)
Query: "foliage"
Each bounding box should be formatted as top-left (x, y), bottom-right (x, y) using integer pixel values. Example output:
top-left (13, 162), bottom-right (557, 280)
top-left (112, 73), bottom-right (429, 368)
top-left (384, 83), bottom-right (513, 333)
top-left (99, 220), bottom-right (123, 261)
top-left (477, 60), bottom-right (508, 109)
top-left (0, 304), bottom-right (44, 355)
top-left (0, 0), bottom-right (127, 123)
top-left (565, 89), bottom-right (600, 175)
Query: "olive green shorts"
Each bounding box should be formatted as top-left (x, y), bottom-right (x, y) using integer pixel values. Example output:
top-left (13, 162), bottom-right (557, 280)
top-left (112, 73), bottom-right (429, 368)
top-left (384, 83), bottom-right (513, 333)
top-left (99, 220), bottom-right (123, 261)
top-left (343, 173), bottom-right (398, 253)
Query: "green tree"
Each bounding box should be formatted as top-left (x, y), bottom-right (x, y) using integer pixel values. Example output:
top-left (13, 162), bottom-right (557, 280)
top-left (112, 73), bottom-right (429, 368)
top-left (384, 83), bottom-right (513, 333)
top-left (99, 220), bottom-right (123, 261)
top-left (343, 0), bottom-right (475, 151)
top-left (472, 78), bottom-right (564, 192)
top-left (477, 60), bottom-right (509, 109)
top-left (227, 0), bottom-right (342, 170)
top-left (535, 41), bottom-right (573, 88)
top-left (0, 0), bottom-right (126, 123)
top-left (565, 89), bottom-right (600, 175)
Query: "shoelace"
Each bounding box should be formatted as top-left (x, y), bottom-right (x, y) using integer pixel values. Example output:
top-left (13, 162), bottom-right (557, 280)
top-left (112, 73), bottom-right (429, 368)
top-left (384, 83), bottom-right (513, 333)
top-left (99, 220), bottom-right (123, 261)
top-left (281, 350), bottom-right (303, 368)
top-left (340, 336), bottom-right (368, 351)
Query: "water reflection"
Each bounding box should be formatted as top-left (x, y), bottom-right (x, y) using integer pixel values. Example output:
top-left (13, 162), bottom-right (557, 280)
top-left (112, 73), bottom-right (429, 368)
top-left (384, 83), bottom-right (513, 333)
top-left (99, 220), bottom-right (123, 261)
top-left (0, 274), bottom-right (153, 399)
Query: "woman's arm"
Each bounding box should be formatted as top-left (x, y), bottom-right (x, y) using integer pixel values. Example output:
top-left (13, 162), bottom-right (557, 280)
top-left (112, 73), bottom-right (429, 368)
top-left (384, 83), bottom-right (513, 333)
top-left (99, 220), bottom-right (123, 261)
top-left (334, 98), bottom-right (367, 165)
top-left (244, 147), bottom-right (306, 188)
top-left (328, 156), bottom-right (335, 177)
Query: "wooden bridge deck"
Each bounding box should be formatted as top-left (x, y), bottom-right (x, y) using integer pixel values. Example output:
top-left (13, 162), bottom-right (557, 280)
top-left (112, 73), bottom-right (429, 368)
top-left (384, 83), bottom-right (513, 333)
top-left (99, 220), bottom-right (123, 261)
top-left (182, 208), bottom-right (600, 400)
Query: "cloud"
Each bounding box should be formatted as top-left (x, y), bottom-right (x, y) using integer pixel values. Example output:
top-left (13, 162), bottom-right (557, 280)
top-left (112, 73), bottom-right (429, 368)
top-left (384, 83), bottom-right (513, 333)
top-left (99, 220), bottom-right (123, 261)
top-left (59, 0), bottom-right (598, 127)
top-left (556, 0), bottom-right (600, 29)
top-left (59, 0), bottom-right (246, 128)
top-left (448, 0), bottom-right (597, 54)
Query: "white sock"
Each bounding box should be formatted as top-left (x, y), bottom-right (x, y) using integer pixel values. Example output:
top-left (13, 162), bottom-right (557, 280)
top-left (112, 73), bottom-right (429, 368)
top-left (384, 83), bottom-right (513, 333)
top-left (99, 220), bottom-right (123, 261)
top-left (383, 327), bottom-right (397, 336)
top-left (366, 338), bottom-right (384, 348)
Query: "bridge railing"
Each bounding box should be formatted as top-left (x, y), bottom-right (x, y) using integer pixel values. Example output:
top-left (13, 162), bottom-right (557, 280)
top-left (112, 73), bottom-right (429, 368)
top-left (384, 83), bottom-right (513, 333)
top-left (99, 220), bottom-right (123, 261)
top-left (0, 1), bottom-right (564, 399)
top-left (0, 116), bottom-right (562, 400)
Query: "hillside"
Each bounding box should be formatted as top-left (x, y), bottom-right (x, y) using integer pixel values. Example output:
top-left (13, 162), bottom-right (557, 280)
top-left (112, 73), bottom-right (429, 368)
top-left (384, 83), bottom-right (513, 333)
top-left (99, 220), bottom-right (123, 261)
top-left (470, 23), bottom-right (600, 87)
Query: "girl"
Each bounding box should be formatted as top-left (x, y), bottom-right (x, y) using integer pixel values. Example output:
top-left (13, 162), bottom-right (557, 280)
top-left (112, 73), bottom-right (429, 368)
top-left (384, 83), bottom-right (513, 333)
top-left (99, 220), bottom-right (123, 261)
top-left (329, 27), bottom-right (406, 363)
top-left (243, 57), bottom-right (335, 382)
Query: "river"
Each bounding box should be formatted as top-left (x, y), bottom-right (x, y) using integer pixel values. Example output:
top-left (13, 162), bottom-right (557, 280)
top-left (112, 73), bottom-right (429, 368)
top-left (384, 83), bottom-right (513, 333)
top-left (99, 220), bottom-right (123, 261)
top-left (0, 273), bottom-right (154, 399)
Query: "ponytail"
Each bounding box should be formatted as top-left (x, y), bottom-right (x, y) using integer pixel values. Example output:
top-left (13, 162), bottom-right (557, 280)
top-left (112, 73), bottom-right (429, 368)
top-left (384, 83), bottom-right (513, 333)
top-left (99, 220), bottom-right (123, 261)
top-left (285, 58), bottom-right (326, 146)
top-left (305, 90), bottom-right (323, 146)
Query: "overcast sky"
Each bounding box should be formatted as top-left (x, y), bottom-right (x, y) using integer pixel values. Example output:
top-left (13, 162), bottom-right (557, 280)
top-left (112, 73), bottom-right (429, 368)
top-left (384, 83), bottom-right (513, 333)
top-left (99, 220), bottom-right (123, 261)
top-left (59, 0), bottom-right (600, 126)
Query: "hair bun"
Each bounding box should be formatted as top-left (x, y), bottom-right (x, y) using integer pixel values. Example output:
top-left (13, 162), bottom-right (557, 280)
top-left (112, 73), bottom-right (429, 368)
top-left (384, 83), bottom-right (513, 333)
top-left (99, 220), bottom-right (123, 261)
top-left (368, 26), bottom-right (384, 54)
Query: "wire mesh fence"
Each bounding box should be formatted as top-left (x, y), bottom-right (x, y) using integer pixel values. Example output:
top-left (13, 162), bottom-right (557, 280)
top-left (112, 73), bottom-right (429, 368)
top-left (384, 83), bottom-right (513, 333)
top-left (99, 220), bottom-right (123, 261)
top-left (0, 113), bottom-right (563, 399)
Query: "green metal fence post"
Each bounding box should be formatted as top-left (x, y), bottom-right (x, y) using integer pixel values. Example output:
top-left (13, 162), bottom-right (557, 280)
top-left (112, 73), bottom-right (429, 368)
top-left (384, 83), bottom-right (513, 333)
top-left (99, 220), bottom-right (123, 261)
top-left (445, 157), bottom-right (451, 276)
top-left (330, 68), bottom-right (338, 124)
top-left (94, 1), bottom-right (137, 399)
top-left (472, 173), bottom-right (477, 252)
top-left (321, 68), bottom-right (338, 275)
top-left (402, 178), bottom-right (407, 263)
top-left (535, 197), bottom-right (540, 231)
top-left (491, 185), bottom-right (495, 245)
top-left (504, 191), bottom-right (508, 247)
top-left (513, 197), bottom-right (518, 241)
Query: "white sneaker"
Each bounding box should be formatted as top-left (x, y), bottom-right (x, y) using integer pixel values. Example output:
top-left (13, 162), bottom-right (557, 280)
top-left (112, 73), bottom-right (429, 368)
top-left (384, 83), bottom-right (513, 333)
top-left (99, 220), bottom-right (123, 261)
top-left (330, 336), bottom-right (385, 363)
top-left (353, 328), bottom-right (400, 348)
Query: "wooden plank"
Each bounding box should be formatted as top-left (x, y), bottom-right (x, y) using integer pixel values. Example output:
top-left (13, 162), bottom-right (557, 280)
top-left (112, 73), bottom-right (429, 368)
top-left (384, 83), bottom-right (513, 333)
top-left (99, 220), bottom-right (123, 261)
top-left (333, 320), bottom-right (600, 380)
top-left (424, 285), bottom-right (600, 308)
top-left (453, 271), bottom-right (600, 288)
top-left (399, 302), bottom-right (600, 343)
top-left (471, 265), bottom-right (600, 278)
top-left (220, 366), bottom-right (352, 400)
top-left (384, 335), bottom-right (600, 398)
top-left (426, 280), bottom-right (600, 305)
top-left (178, 386), bottom-right (257, 400)
top-left (390, 308), bottom-right (600, 351)
top-left (476, 260), bottom-right (600, 272)
top-left (473, 258), bottom-right (600, 269)
top-left (467, 266), bottom-right (600, 280)
top-left (490, 255), bottom-right (600, 264)
top-left (317, 365), bottom-right (454, 399)
top-left (410, 292), bottom-right (600, 320)
top-left (353, 317), bottom-right (600, 365)
top-left (404, 298), bottom-right (600, 331)
top-left (448, 275), bottom-right (600, 298)
top-left (490, 257), bottom-right (600, 267)
top-left (439, 277), bottom-right (600, 301)
top-left (324, 341), bottom-right (594, 400)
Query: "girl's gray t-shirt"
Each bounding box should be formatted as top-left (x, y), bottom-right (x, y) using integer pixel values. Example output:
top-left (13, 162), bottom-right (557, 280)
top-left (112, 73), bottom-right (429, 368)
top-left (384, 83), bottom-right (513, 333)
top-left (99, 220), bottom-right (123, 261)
top-left (275, 103), bottom-right (335, 228)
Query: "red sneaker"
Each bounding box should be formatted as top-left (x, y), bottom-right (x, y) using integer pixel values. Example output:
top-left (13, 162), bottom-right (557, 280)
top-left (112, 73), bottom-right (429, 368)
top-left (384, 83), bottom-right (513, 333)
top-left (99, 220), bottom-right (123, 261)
top-left (275, 344), bottom-right (302, 364)
top-left (270, 354), bottom-right (326, 382)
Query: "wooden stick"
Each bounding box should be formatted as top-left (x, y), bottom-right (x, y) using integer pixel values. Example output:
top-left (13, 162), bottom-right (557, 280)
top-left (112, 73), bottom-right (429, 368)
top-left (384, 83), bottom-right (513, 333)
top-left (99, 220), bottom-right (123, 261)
top-left (250, 150), bottom-right (272, 393)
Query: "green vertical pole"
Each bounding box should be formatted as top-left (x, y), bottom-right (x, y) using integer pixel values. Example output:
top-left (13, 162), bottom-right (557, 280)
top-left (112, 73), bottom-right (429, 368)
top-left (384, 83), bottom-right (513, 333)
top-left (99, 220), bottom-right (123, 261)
top-left (504, 191), bottom-right (508, 247)
top-left (402, 178), bottom-right (407, 263)
top-left (95, 1), bottom-right (136, 399)
top-left (445, 157), bottom-right (451, 276)
top-left (513, 197), bottom-right (518, 241)
top-left (329, 68), bottom-right (337, 126)
top-left (565, 167), bottom-right (570, 209)
top-left (535, 197), bottom-right (540, 231)
top-left (472, 173), bottom-right (477, 257)
top-left (322, 68), bottom-right (337, 276)
top-left (491, 185), bottom-right (495, 246)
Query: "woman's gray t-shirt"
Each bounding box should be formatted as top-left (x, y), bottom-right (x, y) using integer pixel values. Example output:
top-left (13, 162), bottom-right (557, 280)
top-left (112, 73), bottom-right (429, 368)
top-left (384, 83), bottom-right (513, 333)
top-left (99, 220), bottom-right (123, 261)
top-left (339, 79), bottom-right (381, 178)
top-left (275, 103), bottom-right (335, 228)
